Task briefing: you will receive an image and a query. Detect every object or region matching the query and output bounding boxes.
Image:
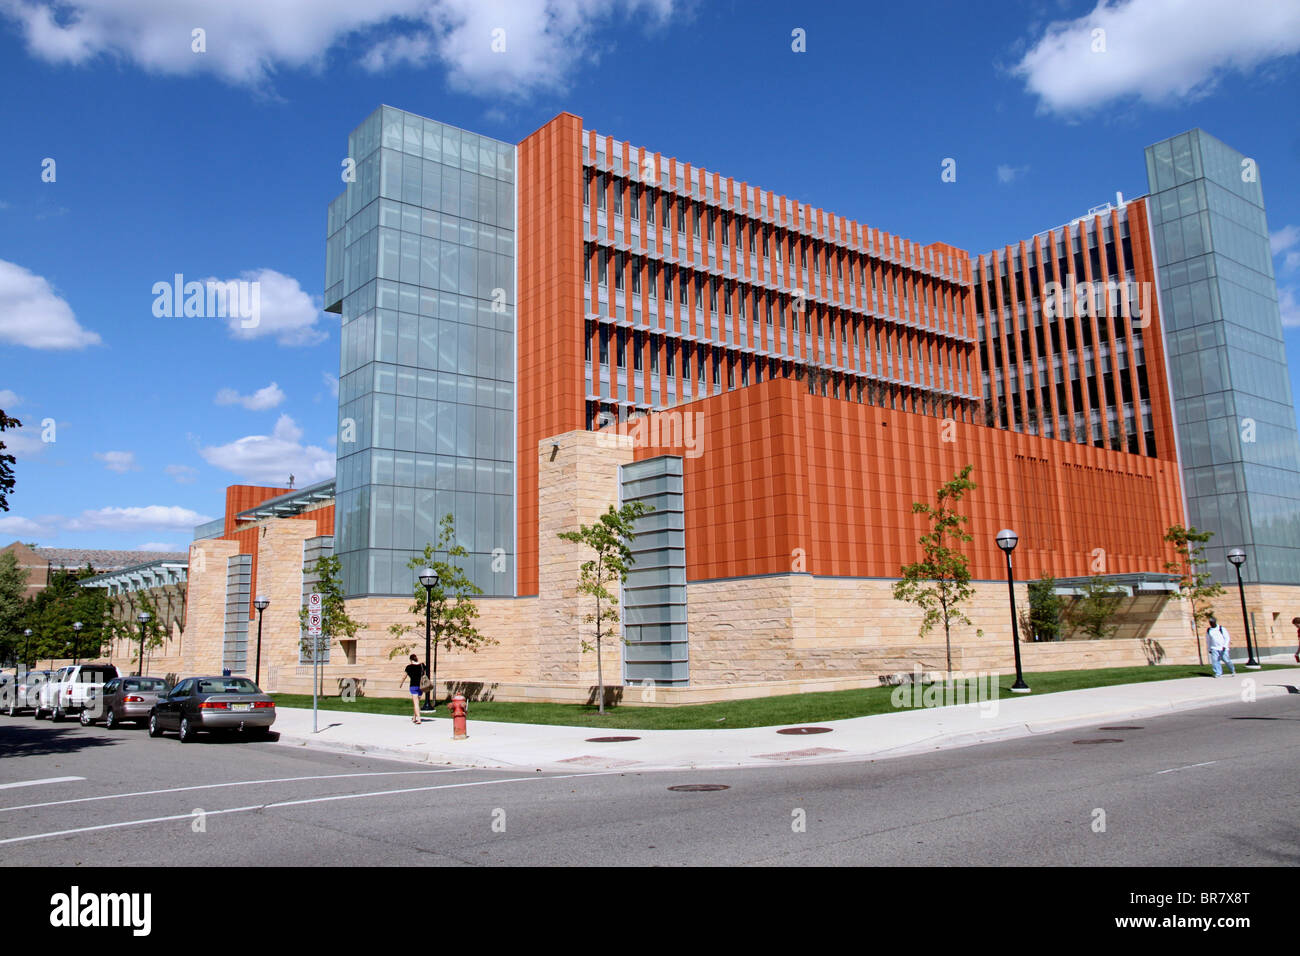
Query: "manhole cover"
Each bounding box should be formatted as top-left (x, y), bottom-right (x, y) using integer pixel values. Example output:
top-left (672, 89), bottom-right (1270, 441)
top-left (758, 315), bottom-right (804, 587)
top-left (585, 735), bottom-right (641, 742)
top-left (667, 784), bottom-right (730, 792)
top-left (776, 726), bottom-right (833, 735)
top-left (1099, 725), bottom-right (1143, 730)
top-left (1073, 738), bottom-right (1124, 744)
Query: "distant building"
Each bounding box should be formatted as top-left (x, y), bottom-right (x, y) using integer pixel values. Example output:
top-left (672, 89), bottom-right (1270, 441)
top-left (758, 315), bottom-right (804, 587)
top-left (1, 541), bottom-right (188, 600)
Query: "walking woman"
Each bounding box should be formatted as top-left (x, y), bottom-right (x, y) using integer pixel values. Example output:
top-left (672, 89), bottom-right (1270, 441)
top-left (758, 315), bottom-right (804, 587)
top-left (402, 654), bottom-right (426, 724)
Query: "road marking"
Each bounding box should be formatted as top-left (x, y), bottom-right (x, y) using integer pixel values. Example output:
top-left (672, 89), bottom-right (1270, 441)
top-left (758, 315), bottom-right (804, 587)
top-left (0, 771), bottom-right (623, 846)
top-left (0, 776), bottom-right (85, 791)
top-left (1156, 761), bottom-right (1218, 775)
top-left (0, 769), bottom-right (468, 814)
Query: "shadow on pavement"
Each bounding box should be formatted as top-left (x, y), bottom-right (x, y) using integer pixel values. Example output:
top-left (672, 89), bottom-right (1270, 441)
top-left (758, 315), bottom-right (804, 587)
top-left (0, 722), bottom-right (122, 758)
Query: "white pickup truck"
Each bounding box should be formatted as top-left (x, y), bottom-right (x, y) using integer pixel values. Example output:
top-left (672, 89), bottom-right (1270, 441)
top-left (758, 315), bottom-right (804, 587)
top-left (35, 663), bottom-right (120, 722)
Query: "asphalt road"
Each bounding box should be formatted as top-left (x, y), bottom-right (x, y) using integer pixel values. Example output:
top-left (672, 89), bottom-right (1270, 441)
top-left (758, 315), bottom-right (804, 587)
top-left (1, 695), bottom-right (1296, 866)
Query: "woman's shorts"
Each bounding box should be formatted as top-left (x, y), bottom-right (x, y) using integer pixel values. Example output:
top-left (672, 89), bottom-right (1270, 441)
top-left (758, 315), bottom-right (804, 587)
top-left (409, 686), bottom-right (421, 696)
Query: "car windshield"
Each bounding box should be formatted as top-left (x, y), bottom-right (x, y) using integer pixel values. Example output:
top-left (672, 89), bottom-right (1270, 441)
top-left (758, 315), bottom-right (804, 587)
top-left (123, 678), bottom-right (168, 692)
top-left (196, 678), bottom-right (260, 695)
top-left (77, 667), bottom-right (115, 682)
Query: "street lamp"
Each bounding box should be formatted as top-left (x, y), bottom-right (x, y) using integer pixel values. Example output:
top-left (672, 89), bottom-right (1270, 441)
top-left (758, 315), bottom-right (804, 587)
top-left (253, 596), bottom-right (269, 686)
top-left (995, 529), bottom-right (1031, 693)
top-left (419, 567), bottom-right (439, 712)
top-left (22, 628), bottom-right (32, 675)
top-left (72, 621), bottom-right (83, 666)
top-left (136, 612), bottom-right (151, 677)
top-left (1225, 549), bottom-right (1260, 669)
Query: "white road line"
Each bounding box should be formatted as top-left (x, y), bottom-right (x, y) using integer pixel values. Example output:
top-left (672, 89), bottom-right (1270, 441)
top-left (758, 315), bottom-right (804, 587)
top-left (0, 776), bottom-right (85, 791)
top-left (1156, 760), bottom-right (1218, 775)
top-left (0, 769), bottom-right (468, 814)
top-left (0, 771), bottom-right (622, 846)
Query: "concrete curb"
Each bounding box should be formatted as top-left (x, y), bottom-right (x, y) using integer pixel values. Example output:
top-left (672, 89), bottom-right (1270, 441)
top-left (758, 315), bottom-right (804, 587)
top-left (270, 672), bottom-right (1299, 772)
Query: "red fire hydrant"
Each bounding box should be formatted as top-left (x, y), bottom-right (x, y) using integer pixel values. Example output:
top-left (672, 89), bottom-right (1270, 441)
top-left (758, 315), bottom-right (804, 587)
top-left (450, 694), bottom-right (468, 740)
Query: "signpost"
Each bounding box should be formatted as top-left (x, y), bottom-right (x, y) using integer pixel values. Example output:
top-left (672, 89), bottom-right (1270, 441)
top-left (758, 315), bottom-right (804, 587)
top-left (308, 593), bottom-right (322, 733)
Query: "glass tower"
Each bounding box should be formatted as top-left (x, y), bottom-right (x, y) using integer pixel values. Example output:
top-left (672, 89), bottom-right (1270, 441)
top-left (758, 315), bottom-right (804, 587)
top-left (325, 106), bottom-right (516, 597)
top-left (1144, 129), bottom-right (1300, 585)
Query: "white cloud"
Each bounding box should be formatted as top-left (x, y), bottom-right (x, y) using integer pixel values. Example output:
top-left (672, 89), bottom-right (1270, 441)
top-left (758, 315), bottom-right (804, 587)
top-left (215, 381), bottom-right (286, 410)
top-left (997, 164), bottom-right (1030, 184)
top-left (65, 505), bottom-right (214, 533)
top-left (1278, 286), bottom-right (1300, 329)
top-left (198, 413), bottom-right (335, 484)
top-left (136, 541), bottom-right (178, 551)
top-left (0, 389), bottom-right (20, 407)
top-left (223, 269), bottom-right (328, 347)
top-left (2, 0), bottom-right (678, 97)
top-left (1013, 0), bottom-right (1300, 115)
top-left (165, 464), bottom-right (199, 484)
top-left (4, 420), bottom-right (56, 459)
top-left (1270, 224), bottom-right (1299, 257)
top-left (322, 371), bottom-right (339, 397)
top-left (94, 450), bottom-right (139, 473)
top-left (0, 514), bottom-right (48, 537)
top-left (0, 259), bottom-right (101, 349)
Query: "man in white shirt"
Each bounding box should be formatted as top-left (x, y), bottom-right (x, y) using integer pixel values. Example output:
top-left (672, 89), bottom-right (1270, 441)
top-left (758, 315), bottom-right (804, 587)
top-left (1206, 616), bottom-right (1235, 678)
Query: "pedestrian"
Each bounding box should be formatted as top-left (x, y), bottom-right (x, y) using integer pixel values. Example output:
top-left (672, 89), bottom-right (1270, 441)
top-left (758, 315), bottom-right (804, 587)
top-left (401, 654), bottom-right (426, 724)
top-left (1292, 616), bottom-right (1299, 663)
top-left (1206, 616), bottom-right (1235, 678)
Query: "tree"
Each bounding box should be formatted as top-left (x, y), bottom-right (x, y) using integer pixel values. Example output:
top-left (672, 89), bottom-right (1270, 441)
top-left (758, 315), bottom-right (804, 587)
top-left (892, 464), bottom-right (982, 674)
top-left (388, 513), bottom-right (493, 706)
top-left (1164, 524), bottom-right (1224, 664)
top-left (102, 592), bottom-right (167, 674)
top-left (22, 566), bottom-right (108, 666)
top-left (1024, 573), bottom-right (1064, 642)
top-left (298, 553), bottom-right (361, 696)
top-left (0, 409), bottom-right (21, 512)
top-left (1063, 575), bottom-right (1124, 640)
top-left (0, 550), bottom-right (29, 666)
top-left (557, 500), bottom-right (651, 714)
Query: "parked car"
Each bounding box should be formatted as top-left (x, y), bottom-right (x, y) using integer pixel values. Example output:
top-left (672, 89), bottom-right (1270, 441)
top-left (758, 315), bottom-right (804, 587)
top-left (5, 670), bottom-right (55, 716)
top-left (35, 663), bottom-right (120, 722)
top-left (81, 676), bottom-right (171, 728)
top-left (148, 676), bottom-right (276, 742)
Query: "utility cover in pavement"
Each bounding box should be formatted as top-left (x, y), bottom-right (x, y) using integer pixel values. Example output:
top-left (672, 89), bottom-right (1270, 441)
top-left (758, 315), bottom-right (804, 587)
top-left (1072, 738), bottom-right (1124, 744)
top-left (585, 736), bottom-right (641, 742)
top-left (776, 726), bottom-right (833, 735)
top-left (668, 784), bottom-right (730, 792)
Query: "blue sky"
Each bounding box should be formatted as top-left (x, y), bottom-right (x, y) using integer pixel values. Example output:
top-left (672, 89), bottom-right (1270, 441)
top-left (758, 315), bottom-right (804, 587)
top-left (2, 0), bottom-right (1300, 552)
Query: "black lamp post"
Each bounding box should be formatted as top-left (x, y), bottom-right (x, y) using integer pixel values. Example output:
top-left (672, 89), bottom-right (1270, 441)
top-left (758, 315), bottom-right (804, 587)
top-left (419, 567), bottom-right (439, 712)
top-left (1226, 548), bottom-right (1260, 669)
top-left (136, 612), bottom-right (151, 677)
top-left (996, 529), bottom-right (1031, 693)
top-left (72, 621), bottom-right (83, 666)
top-left (253, 596), bottom-right (269, 686)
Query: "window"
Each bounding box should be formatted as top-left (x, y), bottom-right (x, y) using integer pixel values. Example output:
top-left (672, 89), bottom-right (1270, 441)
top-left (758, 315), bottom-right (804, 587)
top-left (597, 249), bottom-right (607, 287)
top-left (583, 168), bottom-right (591, 207)
top-left (630, 184), bottom-right (639, 221)
top-left (662, 265), bottom-right (672, 300)
top-left (631, 258), bottom-right (640, 294)
top-left (677, 198), bottom-right (686, 233)
top-left (599, 325), bottom-right (609, 364)
top-left (584, 246), bottom-right (590, 283)
top-left (680, 272), bottom-right (689, 307)
top-left (633, 330), bottom-right (642, 370)
top-left (613, 180), bottom-right (623, 215)
top-left (666, 341), bottom-right (675, 376)
top-left (721, 213), bottom-right (729, 246)
top-left (596, 173), bottom-right (605, 211)
top-left (681, 345), bottom-right (690, 378)
top-left (707, 210), bottom-right (715, 241)
top-left (650, 336), bottom-right (658, 372)
top-left (614, 252), bottom-right (624, 291)
top-left (712, 348), bottom-right (721, 386)
top-left (616, 327), bottom-right (626, 368)
top-left (646, 188), bottom-right (655, 224)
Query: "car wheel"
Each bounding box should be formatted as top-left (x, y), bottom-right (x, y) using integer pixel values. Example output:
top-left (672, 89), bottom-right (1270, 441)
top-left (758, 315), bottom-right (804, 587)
top-left (79, 709), bottom-right (92, 726)
top-left (178, 716), bottom-right (195, 743)
top-left (6, 701), bottom-right (15, 717)
top-left (52, 706), bottom-right (65, 722)
top-left (147, 711), bottom-right (163, 738)
top-left (33, 703), bottom-right (45, 720)
top-left (104, 709), bottom-right (117, 730)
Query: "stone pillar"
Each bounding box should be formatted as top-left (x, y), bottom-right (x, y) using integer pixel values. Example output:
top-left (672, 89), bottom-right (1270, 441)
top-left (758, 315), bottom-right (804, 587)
top-left (251, 519), bottom-right (318, 692)
top-left (536, 430), bottom-right (633, 693)
top-left (183, 539), bottom-right (239, 676)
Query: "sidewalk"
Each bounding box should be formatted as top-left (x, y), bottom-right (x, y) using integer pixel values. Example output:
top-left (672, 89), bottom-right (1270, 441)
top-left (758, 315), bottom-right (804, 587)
top-left (272, 666), bottom-right (1300, 772)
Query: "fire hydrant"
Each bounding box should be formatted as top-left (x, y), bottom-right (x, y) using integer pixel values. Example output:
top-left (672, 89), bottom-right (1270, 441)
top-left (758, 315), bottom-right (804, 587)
top-left (450, 694), bottom-right (468, 740)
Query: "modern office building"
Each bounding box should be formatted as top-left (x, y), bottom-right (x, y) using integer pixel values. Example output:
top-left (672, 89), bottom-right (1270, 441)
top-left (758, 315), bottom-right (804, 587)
top-left (153, 111), bottom-right (1299, 701)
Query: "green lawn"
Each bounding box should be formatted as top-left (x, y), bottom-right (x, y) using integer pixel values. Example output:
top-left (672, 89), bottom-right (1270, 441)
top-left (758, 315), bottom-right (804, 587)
top-left (271, 662), bottom-right (1289, 731)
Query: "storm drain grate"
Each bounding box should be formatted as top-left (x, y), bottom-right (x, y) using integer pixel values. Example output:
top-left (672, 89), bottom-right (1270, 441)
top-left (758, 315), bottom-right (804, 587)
top-left (776, 726), bottom-right (833, 735)
top-left (667, 784), bottom-right (730, 792)
top-left (585, 736), bottom-right (641, 742)
top-left (1099, 726), bottom-right (1143, 730)
top-left (1073, 738), bottom-right (1124, 744)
